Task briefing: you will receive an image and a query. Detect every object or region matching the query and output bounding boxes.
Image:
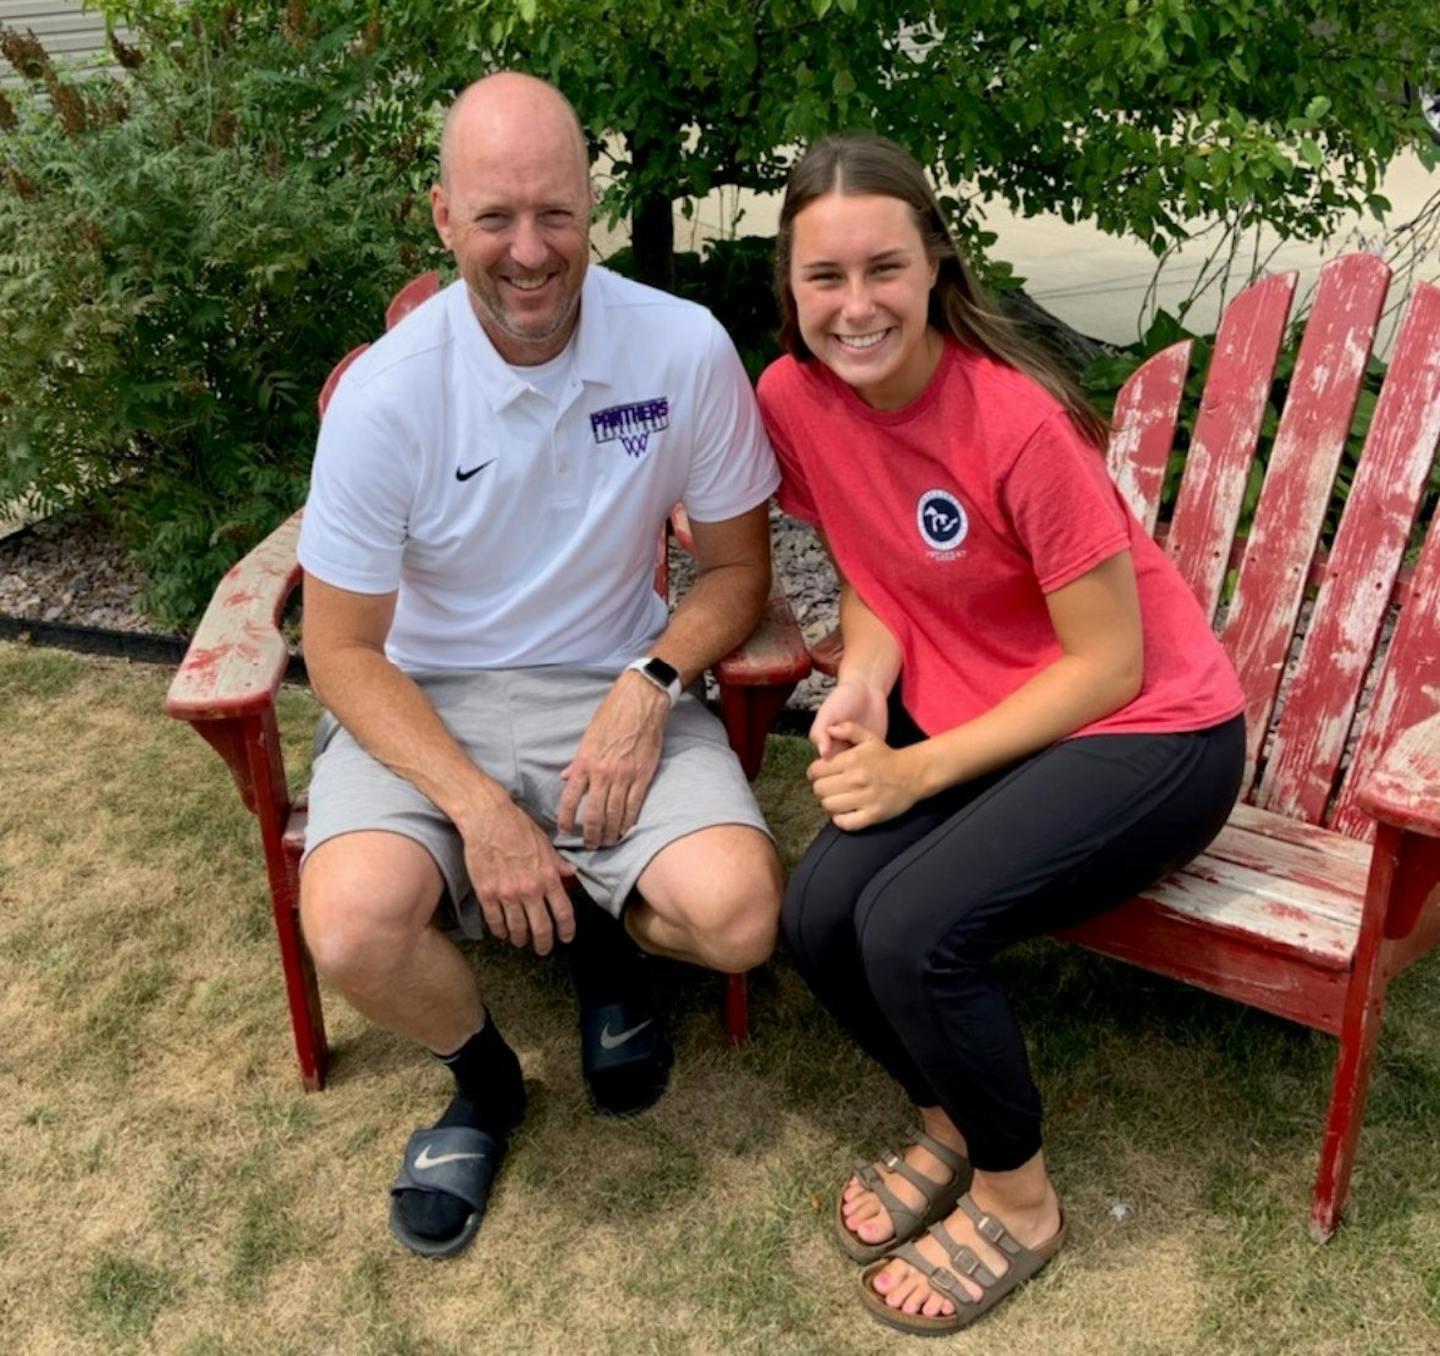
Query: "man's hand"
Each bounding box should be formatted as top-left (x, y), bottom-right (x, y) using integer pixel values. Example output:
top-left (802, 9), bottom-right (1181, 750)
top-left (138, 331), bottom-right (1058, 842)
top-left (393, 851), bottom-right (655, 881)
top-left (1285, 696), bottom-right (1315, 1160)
top-left (810, 677), bottom-right (889, 758)
top-left (808, 723), bottom-right (928, 831)
top-left (459, 795), bottom-right (578, 955)
top-left (557, 672), bottom-right (669, 849)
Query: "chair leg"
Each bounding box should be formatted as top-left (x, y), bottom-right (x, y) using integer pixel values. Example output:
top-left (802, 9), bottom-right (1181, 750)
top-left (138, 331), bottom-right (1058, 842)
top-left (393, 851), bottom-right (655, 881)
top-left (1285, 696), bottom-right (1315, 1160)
top-left (1310, 959), bottom-right (1389, 1240)
top-left (719, 681), bottom-right (797, 781)
top-left (275, 844), bottom-right (328, 1091)
top-left (724, 972), bottom-right (750, 1048)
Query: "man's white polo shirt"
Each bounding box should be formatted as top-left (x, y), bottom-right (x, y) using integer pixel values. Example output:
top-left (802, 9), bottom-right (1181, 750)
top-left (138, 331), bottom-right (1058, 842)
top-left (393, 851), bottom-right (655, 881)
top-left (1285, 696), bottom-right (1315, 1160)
top-left (298, 267), bottom-right (780, 671)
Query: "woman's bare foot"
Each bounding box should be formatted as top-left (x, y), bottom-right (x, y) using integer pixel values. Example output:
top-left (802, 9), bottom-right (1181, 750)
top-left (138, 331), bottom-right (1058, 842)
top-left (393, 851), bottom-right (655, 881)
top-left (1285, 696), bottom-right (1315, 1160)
top-left (869, 1152), bottom-right (1062, 1319)
top-left (840, 1106), bottom-right (968, 1248)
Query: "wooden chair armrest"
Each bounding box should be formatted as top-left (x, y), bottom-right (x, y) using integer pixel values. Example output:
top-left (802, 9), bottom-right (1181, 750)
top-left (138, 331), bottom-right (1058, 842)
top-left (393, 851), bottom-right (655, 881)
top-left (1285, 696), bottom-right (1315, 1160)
top-left (711, 580), bottom-right (812, 688)
top-left (164, 511), bottom-right (303, 723)
top-left (808, 625), bottom-right (842, 678)
top-left (1355, 712), bottom-right (1440, 837)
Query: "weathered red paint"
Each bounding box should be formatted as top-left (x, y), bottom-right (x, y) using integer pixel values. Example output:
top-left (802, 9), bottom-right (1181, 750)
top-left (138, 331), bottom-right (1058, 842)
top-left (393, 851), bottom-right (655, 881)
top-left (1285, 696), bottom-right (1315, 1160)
top-left (384, 270), bottom-right (441, 333)
top-left (167, 273), bottom-right (814, 1079)
top-left (1222, 255), bottom-right (1388, 781)
top-left (1166, 271), bottom-right (1296, 620)
top-left (1259, 278), bottom-right (1440, 829)
top-left (1106, 339), bottom-right (1192, 533)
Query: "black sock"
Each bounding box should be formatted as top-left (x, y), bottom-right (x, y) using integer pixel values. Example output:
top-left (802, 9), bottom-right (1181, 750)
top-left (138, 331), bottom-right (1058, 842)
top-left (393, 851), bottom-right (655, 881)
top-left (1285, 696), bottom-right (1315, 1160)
top-left (394, 1013), bottom-right (525, 1243)
top-left (566, 903), bottom-right (647, 1007)
top-left (432, 1015), bottom-right (526, 1138)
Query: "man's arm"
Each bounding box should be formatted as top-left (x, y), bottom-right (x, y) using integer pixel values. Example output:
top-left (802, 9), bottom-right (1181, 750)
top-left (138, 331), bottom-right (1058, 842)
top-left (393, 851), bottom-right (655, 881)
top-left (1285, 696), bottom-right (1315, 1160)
top-left (555, 501), bottom-right (772, 848)
top-left (654, 501), bottom-right (772, 684)
top-left (303, 573), bottom-right (576, 953)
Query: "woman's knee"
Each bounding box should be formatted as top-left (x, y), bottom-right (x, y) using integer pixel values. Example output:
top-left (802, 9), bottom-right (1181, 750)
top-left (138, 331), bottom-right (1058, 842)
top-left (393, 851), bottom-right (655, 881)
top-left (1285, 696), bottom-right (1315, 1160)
top-left (856, 878), bottom-right (987, 1006)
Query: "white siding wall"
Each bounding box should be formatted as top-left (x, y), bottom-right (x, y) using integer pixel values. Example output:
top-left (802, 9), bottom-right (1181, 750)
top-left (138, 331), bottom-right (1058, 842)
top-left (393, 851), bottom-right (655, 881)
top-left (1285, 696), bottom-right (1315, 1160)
top-left (1, 2), bottom-right (118, 74)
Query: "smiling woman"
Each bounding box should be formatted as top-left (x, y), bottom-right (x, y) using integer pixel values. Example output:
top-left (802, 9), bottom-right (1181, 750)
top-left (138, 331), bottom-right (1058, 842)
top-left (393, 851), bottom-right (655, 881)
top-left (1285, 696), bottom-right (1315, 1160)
top-left (757, 133), bottom-right (1248, 1336)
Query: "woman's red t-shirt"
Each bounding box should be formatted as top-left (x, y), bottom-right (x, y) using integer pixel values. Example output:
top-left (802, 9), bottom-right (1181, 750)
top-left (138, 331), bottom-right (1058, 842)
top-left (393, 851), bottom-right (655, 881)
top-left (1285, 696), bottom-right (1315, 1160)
top-left (756, 340), bottom-right (1244, 738)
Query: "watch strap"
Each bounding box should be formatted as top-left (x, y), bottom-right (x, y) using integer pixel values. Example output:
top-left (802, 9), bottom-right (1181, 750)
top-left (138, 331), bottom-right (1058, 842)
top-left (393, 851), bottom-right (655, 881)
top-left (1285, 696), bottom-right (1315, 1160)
top-left (624, 657), bottom-right (682, 707)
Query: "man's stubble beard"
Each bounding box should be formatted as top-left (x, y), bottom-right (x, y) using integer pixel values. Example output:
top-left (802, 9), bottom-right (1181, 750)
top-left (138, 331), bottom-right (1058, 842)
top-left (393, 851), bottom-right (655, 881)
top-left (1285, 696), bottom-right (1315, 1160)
top-left (466, 272), bottom-right (583, 350)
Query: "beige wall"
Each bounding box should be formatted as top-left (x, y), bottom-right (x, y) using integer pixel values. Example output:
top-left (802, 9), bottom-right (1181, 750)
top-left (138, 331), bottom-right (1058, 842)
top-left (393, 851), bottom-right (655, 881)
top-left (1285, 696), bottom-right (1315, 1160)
top-left (0, 2), bottom-right (119, 75)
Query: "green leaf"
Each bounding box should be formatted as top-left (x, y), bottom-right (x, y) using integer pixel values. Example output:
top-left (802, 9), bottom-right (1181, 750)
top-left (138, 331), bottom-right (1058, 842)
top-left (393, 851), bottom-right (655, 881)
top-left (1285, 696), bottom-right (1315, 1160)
top-left (1304, 95), bottom-right (1332, 120)
top-left (1298, 138), bottom-right (1323, 169)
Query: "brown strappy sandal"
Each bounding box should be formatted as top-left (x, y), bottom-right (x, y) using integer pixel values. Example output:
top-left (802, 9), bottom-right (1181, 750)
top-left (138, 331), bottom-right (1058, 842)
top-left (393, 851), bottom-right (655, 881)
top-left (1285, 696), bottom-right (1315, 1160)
top-left (834, 1131), bottom-right (973, 1264)
top-left (859, 1193), bottom-right (1066, 1335)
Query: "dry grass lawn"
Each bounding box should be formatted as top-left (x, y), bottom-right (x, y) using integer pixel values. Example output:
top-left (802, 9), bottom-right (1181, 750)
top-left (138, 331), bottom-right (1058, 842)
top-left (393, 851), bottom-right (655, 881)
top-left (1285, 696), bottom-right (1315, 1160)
top-left (3, 642), bottom-right (1439, 1355)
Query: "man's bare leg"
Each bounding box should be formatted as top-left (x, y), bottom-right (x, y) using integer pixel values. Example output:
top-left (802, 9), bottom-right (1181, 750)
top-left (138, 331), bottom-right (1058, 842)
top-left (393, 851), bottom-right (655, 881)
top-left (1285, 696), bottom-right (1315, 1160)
top-left (300, 831), bottom-right (524, 1253)
top-left (566, 823), bottom-right (780, 1116)
top-left (301, 831), bottom-right (479, 1048)
top-left (629, 823), bottom-right (782, 973)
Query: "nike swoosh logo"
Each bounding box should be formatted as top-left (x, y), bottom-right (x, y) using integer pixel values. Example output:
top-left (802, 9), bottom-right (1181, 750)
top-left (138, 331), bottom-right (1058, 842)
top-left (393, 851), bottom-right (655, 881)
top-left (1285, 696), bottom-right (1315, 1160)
top-left (599, 1018), bottom-right (653, 1050)
top-left (414, 1144), bottom-right (490, 1170)
top-left (455, 460), bottom-right (496, 482)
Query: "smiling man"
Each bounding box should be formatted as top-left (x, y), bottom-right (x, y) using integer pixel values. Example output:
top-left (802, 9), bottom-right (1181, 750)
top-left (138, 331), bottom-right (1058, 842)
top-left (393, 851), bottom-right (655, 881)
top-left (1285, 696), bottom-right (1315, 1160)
top-left (294, 72), bottom-right (782, 1259)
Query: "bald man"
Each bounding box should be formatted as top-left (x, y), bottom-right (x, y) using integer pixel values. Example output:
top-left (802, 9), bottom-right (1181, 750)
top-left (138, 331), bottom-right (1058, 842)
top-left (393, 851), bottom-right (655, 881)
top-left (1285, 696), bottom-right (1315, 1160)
top-left (294, 72), bottom-right (783, 1258)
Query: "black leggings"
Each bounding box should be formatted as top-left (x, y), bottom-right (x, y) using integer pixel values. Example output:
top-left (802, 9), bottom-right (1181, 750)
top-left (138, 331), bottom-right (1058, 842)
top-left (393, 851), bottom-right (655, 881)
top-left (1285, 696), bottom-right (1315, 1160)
top-left (783, 704), bottom-right (1245, 1173)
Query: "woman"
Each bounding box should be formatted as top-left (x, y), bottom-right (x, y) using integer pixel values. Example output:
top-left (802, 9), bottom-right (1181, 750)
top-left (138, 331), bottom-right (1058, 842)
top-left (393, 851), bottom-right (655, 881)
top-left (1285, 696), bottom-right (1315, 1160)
top-left (756, 134), bottom-right (1246, 1335)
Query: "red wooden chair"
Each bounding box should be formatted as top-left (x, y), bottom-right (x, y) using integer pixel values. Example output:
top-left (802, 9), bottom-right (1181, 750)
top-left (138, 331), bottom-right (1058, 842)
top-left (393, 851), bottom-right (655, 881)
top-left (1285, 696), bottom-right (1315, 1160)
top-left (165, 271), bottom-right (810, 1090)
top-left (809, 253), bottom-right (1440, 1238)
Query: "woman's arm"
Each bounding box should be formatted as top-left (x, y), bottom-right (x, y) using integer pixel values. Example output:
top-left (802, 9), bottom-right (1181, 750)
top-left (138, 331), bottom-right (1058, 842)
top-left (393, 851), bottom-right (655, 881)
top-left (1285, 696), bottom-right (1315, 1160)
top-left (811, 551), bottom-right (1144, 829)
top-left (809, 535), bottom-right (904, 756)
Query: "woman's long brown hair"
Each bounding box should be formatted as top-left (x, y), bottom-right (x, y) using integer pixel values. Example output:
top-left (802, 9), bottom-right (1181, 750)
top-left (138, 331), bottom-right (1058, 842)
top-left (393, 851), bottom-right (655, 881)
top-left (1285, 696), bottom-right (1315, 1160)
top-left (775, 133), bottom-right (1108, 449)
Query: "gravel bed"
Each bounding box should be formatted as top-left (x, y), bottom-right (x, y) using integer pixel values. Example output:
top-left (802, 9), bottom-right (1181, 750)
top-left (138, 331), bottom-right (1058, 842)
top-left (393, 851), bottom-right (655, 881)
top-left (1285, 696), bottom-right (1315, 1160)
top-left (0, 509), bottom-right (157, 632)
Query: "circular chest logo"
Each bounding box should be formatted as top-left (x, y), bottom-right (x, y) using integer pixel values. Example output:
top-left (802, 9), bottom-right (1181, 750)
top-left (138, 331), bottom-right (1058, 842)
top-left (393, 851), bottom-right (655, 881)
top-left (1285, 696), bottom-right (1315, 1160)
top-left (916, 489), bottom-right (967, 551)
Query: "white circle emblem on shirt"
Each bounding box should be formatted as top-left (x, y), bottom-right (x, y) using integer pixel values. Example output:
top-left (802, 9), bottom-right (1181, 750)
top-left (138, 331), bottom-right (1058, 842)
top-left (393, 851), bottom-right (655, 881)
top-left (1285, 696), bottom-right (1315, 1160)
top-left (916, 489), bottom-right (968, 551)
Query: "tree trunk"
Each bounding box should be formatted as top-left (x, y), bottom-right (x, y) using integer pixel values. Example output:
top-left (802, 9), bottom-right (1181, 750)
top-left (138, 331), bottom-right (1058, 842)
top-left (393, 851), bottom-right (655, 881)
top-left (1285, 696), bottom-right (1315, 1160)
top-left (627, 130), bottom-right (675, 294)
top-left (1000, 290), bottom-right (1115, 376)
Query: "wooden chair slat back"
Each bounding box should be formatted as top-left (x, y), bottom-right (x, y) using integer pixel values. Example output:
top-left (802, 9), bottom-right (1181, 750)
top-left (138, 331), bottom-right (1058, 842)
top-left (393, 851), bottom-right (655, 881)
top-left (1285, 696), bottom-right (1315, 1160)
top-left (1165, 272), bottom-right (1296, 620)
top-left (1257, 277), bottom-right (1440, 831)
top-left (1329, 504), bottom-right (1440, 837)
top-left (1106, 339), bottom-right (1192, 532)
top-left (385, 271), bottom-right (441, 331)
top-left (1222, 254), bottom-right (1389, 785)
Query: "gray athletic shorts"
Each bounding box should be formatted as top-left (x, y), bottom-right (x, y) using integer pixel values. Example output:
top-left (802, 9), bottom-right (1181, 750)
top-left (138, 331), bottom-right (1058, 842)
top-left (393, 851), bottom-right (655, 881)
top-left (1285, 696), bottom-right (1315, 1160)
top-left (301, 666), bottom-right (771, 931)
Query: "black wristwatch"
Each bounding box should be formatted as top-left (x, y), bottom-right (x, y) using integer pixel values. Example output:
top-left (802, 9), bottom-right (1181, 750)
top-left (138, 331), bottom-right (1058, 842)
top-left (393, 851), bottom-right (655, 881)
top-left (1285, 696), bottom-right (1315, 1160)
top-left (624, 656), bottom-right (683, 707)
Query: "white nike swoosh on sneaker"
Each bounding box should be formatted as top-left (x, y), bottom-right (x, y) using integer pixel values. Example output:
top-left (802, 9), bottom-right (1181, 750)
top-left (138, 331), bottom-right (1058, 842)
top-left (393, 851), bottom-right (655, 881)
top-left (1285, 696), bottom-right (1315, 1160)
top-left (599, 1018), bottom-right (654, 1050)
top-left (414, 1144), bottom-right (490, 1171)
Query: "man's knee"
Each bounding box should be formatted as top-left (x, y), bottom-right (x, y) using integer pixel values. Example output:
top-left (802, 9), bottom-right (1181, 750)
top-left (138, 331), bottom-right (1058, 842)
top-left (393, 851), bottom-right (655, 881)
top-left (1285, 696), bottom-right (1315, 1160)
top-left (641, 829), bottom-right (782, 973)
top-left (299, 833), bottom-right (443, 992)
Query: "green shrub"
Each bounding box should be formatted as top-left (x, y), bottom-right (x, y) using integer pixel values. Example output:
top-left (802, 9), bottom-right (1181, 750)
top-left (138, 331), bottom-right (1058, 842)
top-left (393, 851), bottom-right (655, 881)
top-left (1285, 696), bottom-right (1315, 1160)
top-left (0, 7), bottom-right (444, 627)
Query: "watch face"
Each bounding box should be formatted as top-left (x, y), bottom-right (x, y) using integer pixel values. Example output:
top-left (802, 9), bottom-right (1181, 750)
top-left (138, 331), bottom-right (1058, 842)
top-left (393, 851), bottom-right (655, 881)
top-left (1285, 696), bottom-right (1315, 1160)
top-left (644, 658), bottom-right (679, 687)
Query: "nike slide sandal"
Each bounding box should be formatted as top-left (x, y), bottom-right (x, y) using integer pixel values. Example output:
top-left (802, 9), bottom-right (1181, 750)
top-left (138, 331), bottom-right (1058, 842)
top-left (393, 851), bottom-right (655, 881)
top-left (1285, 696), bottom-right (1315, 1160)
top-left (388, 1125), bottom-right (505, 1259)
top-left (579, 999), bottom-right (673, 1117)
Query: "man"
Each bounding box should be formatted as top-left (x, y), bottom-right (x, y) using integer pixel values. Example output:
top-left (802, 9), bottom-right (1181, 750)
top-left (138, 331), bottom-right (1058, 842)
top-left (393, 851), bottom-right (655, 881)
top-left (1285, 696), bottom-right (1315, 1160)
top-left (296, 71), bottom-right (783, 1259)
